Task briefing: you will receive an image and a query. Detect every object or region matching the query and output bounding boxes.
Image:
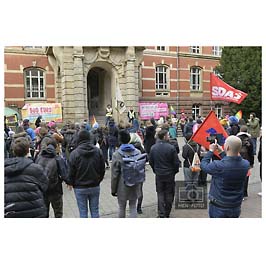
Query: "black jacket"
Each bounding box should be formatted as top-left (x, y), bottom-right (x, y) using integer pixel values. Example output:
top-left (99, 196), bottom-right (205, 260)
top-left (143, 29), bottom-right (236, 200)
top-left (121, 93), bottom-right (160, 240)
top-left (66, 140), bottom-right (105, 188)
top-left (35, 144), bottom-right (63, 195)
top-left (149, 140), bottom-right (179, 178)
top-left (5, 157), bottom-right (48, 218)
top-left (144, 125), bottom-right (156, 154)
top-left (237, 132), bottom-right (254, 166)
top-left (182, 140), bottom-right (200, 168)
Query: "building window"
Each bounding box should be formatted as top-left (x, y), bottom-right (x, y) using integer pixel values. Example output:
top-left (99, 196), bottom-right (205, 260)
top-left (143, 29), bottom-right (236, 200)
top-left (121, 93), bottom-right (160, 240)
top-left (156, 46), bottom-right (165, 51)
top-left (213, 46), bottom-right (222, 56)
top-left (190, 67), bottom-right (201, 91)
top-left (155, 65), bottom-right (169, 96)
top-left (190, 46), bottom-right (200, 53)
top-left (215, 104), bottom-right (223, 118)
top-left (192, 104), bottom-right (201, 120)
top-left (25, 68), bottom-right (45, 98)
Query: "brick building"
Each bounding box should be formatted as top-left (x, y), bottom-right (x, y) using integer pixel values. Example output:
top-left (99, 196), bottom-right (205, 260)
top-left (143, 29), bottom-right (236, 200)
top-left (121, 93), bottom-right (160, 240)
top-left (140, 46), bottom-right (229, 120)
top-left (4, 46), bottom-right (229, 123)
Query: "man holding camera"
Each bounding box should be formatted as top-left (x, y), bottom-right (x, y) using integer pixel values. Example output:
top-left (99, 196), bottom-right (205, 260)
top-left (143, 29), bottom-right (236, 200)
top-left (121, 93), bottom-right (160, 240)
top-left (200, 135), bottom-right (250, 218)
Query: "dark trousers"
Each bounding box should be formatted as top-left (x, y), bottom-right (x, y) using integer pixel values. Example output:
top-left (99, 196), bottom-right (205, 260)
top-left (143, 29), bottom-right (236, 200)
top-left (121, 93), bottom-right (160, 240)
top-left (198, 169), bottom-right (207, 186)
top-left (156, 177), bottom-right (175, 218)
top-left (45, 194), bottom-right (63, 218)
top-left (137, 183), bottom-right (143, 210)
top-left (243, 175), bottom-right (249, 197)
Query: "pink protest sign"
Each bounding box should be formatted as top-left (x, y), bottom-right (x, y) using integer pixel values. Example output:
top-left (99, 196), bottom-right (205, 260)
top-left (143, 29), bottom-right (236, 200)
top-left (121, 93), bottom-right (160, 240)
top-left (139, 102), bottom-right (169, 120)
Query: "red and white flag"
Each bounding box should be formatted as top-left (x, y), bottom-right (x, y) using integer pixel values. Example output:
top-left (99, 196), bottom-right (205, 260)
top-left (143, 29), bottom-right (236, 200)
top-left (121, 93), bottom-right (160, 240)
top-left (210, 73), bottom-right (248, 104)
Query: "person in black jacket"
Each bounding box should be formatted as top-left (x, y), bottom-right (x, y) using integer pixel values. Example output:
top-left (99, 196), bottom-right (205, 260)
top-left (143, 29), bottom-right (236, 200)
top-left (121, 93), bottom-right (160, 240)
top-left (66, 130), bottom-right (105, 218)
top-left (4, 137), bottom-right (48, 218)
top-left (149, 129), bottom-right (179, 218)
top-left (182, 133), bottom-right (201, 200)
top-left (36, 138), bottom-right (64, 218)
top-left (237, 125), bottom-right (254, 199)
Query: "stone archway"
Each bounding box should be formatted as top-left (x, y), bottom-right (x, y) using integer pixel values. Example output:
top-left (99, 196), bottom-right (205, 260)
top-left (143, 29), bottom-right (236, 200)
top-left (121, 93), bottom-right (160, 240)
top-left (87, 67), bottom-right (112, 117)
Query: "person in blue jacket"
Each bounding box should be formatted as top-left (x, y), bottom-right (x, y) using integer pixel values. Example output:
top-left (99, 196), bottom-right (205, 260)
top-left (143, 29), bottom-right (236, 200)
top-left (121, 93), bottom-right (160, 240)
top-left (200, 135), bottom-right (250, 218)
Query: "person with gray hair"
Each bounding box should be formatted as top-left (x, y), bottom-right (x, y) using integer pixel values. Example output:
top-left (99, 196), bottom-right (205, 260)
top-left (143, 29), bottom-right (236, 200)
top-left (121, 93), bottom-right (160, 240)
top-left (200, 135), bottom-right (250, 218)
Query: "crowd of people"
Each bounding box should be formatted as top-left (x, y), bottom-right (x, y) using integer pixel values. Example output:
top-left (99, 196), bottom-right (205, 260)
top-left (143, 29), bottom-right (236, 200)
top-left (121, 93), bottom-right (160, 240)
top-left (4, 109), bottom-right (262, 218)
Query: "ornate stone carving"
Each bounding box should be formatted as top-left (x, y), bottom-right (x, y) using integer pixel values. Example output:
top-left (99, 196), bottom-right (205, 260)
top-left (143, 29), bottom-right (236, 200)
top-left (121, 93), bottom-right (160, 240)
top-left (98, 47), bottom-right (110, 59)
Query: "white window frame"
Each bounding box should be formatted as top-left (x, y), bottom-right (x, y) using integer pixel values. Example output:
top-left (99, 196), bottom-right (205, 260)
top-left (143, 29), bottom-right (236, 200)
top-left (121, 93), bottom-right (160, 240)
top-left (190, 67), bottom-right (201, 91)
top-left (192, 104), bottom-right (201, 120)
top-left (215, 104), bottom-right (223, 118)
top-left (212, 46), bottom-right (222, 56)
top-left (25, 68), bottom-right (45, 99)
top-left (155, 65), bottom-right (169, 96)
top-left (156, 46), bottom-right (166, 51)
top-left (190, 46), bottom-right (200, 53)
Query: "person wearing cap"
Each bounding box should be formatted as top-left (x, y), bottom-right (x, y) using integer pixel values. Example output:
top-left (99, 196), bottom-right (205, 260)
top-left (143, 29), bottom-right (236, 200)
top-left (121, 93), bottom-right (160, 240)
top-left (66, 130), bottom-right (105, 218)
top-left (23, 119), bottom-right (36, 141)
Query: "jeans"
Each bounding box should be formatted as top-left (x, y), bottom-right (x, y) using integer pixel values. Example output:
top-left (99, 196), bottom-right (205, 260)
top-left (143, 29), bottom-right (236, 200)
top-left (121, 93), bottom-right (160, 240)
top-left (209, 203), bottom-right (241, 218)
top-left (118, 199), bottom-right (137, 218)
top-left (45, 194), bottom-right (63, 218)
top-left (156, 178), bottom-right (175, 218)
top-left (109, 145), bottom-right (116, 161)
top-left (74, 186), bottom-right (100, 218)
top-left (251, 137), bottom-right (257, 155)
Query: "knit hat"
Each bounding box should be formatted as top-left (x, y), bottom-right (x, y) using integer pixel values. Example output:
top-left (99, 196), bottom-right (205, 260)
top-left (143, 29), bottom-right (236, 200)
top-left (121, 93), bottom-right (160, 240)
top-left (119, 129), bottom-right (130, 144)
top-left (78, 130), bottom-right (91, 143)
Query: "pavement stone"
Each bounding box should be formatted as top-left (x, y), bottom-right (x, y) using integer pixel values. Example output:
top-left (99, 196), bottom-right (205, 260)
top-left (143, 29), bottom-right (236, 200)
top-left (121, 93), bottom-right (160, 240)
top-left (49, 137), bottom-right (262, 218)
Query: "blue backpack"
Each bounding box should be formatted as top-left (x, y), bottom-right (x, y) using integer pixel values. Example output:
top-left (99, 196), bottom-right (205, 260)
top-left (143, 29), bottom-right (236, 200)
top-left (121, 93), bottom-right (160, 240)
top-left (118, 149), bottom-right (146, 187)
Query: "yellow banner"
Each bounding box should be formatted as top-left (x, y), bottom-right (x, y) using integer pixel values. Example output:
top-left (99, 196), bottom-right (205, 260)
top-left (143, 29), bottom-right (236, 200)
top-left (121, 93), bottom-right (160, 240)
top-left (21, 103), bottom-right (62, 123)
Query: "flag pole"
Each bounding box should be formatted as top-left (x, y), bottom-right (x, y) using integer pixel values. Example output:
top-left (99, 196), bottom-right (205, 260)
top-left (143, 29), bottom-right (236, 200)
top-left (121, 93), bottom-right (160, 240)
top-left (210, 73), bottom-right (214, 111)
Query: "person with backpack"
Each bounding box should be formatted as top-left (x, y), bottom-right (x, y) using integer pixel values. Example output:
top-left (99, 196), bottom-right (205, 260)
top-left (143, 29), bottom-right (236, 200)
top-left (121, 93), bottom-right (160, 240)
top-left (5, 137), bottom-right (48, 218)
top-left (66, 130), bottom-right (105, 218)
top-left (61, 122), bottom-right (76, 162)
top-left (111, 129), bottom-right (146, 218)
top-left (182, 133), bottom-right (201, 200)
top-left (149, 129), bottom-right (180, 218)
top-left (35, 138), bottom-right (65, 218)
top-left (237, 125), bottom-right (254, 199)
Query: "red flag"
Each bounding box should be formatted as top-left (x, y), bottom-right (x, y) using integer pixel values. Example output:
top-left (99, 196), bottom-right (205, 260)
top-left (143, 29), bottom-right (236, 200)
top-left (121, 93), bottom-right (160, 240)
top-left (210, 73), bottom-right (248, 104)
top-left (191, 110), bottom-right (228, 157)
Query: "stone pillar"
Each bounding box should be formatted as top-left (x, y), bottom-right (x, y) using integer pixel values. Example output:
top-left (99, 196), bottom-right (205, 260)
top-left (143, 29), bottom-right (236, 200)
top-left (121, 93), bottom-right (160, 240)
top-left (73, 46), bottom-right (87, 121)
top-left (125, 46), bottom-right (138, 112)
top-left (61, 46), bottom-right (75, 122)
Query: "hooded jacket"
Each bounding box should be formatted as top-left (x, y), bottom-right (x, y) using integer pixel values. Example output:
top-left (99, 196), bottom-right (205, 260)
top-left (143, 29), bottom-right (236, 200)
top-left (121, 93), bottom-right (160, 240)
top-left (5, 157), bottom-right (48, 218)
top-left (35, 144), bottom-right (63, 195)
top-left (236, 132), bottom-right (254, 166)
top-left (66, 140), bottom-right (105, 188)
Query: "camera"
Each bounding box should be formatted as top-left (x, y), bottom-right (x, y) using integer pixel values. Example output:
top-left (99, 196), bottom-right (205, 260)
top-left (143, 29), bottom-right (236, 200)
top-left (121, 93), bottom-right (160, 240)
top-left (179, 183), bottom-right (204, 202)
top-left (206, 133), bottom-right (223, 145)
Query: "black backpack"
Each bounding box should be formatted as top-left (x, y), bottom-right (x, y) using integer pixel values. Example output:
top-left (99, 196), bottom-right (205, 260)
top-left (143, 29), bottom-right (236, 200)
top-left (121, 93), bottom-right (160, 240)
top-left (240, 137), bottom-right (251, 160)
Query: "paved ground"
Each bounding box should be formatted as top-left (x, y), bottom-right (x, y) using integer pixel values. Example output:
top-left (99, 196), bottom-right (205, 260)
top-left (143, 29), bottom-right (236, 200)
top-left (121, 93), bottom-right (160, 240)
top-left (51, 137), bottom-right (262, 218)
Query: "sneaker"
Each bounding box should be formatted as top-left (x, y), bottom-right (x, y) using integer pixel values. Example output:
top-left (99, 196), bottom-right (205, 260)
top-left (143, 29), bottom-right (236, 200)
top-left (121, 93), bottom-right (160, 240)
top-left (258, 192), bottom-right (262, 196)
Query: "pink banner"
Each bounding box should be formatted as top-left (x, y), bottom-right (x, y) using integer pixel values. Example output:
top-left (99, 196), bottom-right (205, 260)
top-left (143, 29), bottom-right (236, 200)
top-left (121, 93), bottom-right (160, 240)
top-left (139, 102), bottom-right (169, 120)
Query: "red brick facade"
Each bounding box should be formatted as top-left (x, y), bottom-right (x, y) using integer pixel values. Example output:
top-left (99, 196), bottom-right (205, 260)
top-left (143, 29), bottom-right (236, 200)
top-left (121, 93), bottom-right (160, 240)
top-left (4, 46), bottom-right (55, 114)
top-left (4, 46), bottom-right (229, 121)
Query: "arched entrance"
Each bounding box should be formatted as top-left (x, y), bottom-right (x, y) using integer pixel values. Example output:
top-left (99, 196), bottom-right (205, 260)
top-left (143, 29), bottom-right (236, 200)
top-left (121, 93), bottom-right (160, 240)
top-left (87, 67), bottom-right (112, 118)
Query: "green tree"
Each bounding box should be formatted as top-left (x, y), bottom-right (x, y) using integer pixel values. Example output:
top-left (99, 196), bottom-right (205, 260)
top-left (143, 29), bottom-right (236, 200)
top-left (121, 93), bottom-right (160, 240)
top-left (215, 46), bottom-right (262, 121)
